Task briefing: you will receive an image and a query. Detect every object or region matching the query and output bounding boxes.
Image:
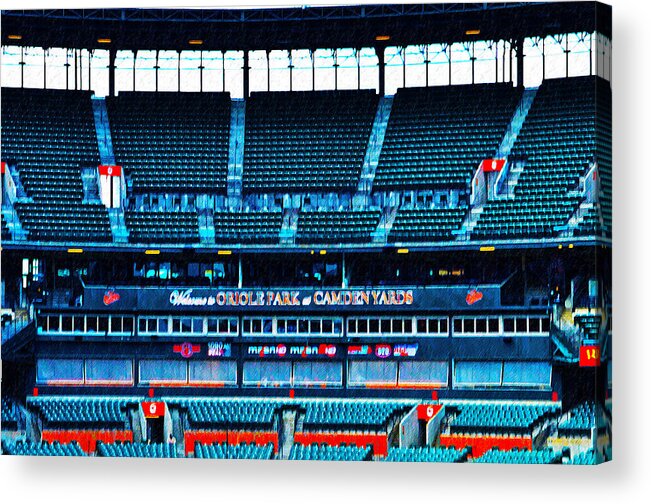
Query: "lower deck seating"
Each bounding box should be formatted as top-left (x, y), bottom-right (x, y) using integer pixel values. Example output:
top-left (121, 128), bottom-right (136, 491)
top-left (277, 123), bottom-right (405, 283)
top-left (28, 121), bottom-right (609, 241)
top-left (384, 446), bottom-right (467, 463)
top-left (15, 202), bottom-right (112, 243)
top-left (194, 442), bottom-right (274, 460)
top-left (28, 396), bottom-right (134, 430)
top-left (296, 210), bottom-right (381, 244)
top-left (557, 402), bottom-right (600, 435)
top-left (566, 449), bottom-right (598, 465)
top-left (180, 398), bottom-right (279, 429)
top-left (1, 214), bottom-right (11, 242)
top-left (471, 448), bottom-right (561, 464)
top-left (300, 399), bottom-right (411, 430)
top-left (289, 443), bottom-right (372, 462)
top-left (1, 439), bottom-right (85, 457)
top-left (573, 206), bottom-right (604, 237)
top-left (1, 397), bottom-right (20, 430)
top-left (388, 206), bottom-right (467, 243)
top-left (448, 401), bottom-right (559, 435)
top-left (96, 441), bottom-right (177, 458)
top-left (125, 210), bottom-right (199, 244)
top-left (213, 211), bottom-right (282, 244)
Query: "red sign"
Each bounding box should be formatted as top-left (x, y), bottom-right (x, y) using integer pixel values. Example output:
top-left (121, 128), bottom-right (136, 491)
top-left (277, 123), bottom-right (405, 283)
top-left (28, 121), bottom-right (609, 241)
top-left (481, 159), bottom-right (506, 173)
top-left (142, 402), bottom-right (165, 418)
top-left (103, 290), bottom-right (120, 306)
top-left (98, 165), bottom-right (122, 177)
top-left (1, 161), bottom-right (6, 174)
top-left (348, 345), bottom-right (372, 356)
top-left (173, 342), bottom-right (201, 358)
top-left (375, 344), bottom-right (391, 359)
top-left (417, 404), bottom-right (442, 421)
top-left (465, 289), bottom-right (484, 305)
top-left (579, 345), bottom-right (601, 367)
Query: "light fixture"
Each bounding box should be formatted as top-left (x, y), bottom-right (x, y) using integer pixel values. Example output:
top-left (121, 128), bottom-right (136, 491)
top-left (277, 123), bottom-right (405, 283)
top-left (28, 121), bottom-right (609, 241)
top-left (397, 248), bottom-right (409, 254)
top-left (465, 29), bottom-right (481, 36)
top-left (67, 248), bottom-right (84, 254)
top-left (479, 246), bottom-right (495, 252)
top-left (217, 250), bottom-right (232, 255)
top-left (188, 39), bottom-right (203, 45)
top-left (97, 38), bottom-right (112, 44)
top-left (8, 34), bottom-right (22, 40)
top-left (375, 35), bottom-right (391, 41)
top-left (145, 249), bottom-right (160, 255)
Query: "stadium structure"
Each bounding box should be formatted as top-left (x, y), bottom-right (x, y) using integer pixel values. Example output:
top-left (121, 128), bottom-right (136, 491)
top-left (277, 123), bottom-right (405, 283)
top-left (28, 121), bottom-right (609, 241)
top-left (0, 2), bottom-right (611, 464)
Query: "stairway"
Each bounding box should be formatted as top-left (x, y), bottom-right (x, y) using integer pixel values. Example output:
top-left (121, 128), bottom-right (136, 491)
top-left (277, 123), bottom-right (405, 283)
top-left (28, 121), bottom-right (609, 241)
top-left (2, 207), bottom-right (28, 241)
top-left (6, 164), bottom-right (30, 202)
top-left (493, 88), bottom-right (538, 198)
top-left (198, 208), bottom-right (216, 245)
top-left (497, 88), bottom-right (537, 158)
top-left (354, 95), bottom-right (394, 207)
top-left (279, 409), bottom-right (298, 460)
top-left (455, 206), bottom-right (483, 241)
top-left (279, 207), bottom-right (299, 245)
top-left (227, 99), bottom-right (246, 210)
top-left (107, 207), bottom-right (129, 244)
top-left (170, 407), bottom-right (185, 457)
top-left (129, 408), bottom-right (143, 444)
top-left (81, 167), bottom-right (102, 204)
top-left (371, 205), bottom-right (399, 244)
top-left (91, 96), bottom-right (116, 165)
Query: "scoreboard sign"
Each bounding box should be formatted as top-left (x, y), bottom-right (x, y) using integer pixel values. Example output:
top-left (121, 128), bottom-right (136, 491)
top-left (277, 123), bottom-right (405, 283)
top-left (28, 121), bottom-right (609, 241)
top-left (142, 401), bottom-right (165, 418)
top-left (579, 345), bottom-right (601, 367)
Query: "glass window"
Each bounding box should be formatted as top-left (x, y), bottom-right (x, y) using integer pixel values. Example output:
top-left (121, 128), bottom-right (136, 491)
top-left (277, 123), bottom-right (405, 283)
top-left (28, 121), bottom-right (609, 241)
top-left (158, 318), bottom-right (169, 334)
top-left (322, 319), bottom-right (333, 334)
top-left (36, 359), bottom-right (84, 384)
top-left (381, 319), bottom-right (391, 334)
top-left (454, 361), bottom-right (502, 387)
top-left (417, 319), bottom-right (427, 334)
top-left (138, 359), bottom-right (187, 385)
top-left (61, 316), bottom-right (73, 332)
top-left (516, 318), bottom-right (528, 332)
top-left (369, 318), bottom-right (379, 334)
top-left (85, 359), bottom-right (133, 385)
top-left (488, 318), bottom-right (500, 333)
top-left (189, 361), bottom-right (237, 385)
top-left (453, 318), bottom-right (462, 334)
top-left (110, 317), bottom-right (122, 333)
top-left (98, 316), bottom-right (109, 333)
top-left (299, 319), bottom-right (309, 334)
top-left (348, 361), bottom-right (397, 386)
top-left (503, 318), bottom-right (515, 333)
top-left (476, 318), bottom-right (487, 333)
top-left (123, 317), bottom-right (134, 334)
top-left (192, 318), bottom-right (204, 334)
top-left (399, 361), bottom-right (448, 387)
top-left (293, 362), bottom-right (342, 386)
top-left (86, 316), bottom-right (98, 333)
top-left (462, 319), bottom-right (474, 333)
top-left (242, 361), bottom-right (291, 386)
top-left (502, 361), bottom-right (551, 387)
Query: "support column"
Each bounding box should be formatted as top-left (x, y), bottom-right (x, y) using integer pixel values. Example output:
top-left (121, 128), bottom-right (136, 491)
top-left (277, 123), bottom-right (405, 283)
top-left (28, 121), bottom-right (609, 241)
top-left (133, 50), bottom-right (137, 91)
top-left (542, 37), bottom-right (546, 81)
top-left (43, 48), bottom-right (47, 88)
top-left (495, 41), bottom-right (499, 83)
top-left (108, 48), bottom-right (116, 97)
top-left (88, 49), bottom-right (92, 91)
top-left (74, 48), bottom-right (78, 90)
top-left (471, 42), bottom-right (475, 85)
top-left (334, 49), bottom-right (338, 90)
top-left (266, 50), bottom-right (270, 92)
top-left (65, 49), bottom-right (70, 90)
top-left (516, 38), bottom-right (524, 89)
top-left (288, 50), bottom-right (293, 92)
top-left (357, 49), bottom-right (361, 90)
top-left (589, 32), bottom-right (593, 76)
top-left (20, 46), bottom-right (25, 88)
top-left (243, 50), bottom-right (250, 98)
top-left (377, 45), bottom-right (385, 96)
top-left (199, 51), bottom-right (204, 92)
top-left (177, 50), bottom-right (181, 91)
top-left (565, 34), bottom-right (569, 78)
top-left (238, 255), bottom-right (243, 289)
top-left (311, 49), bottom-right (315, 90)
top-left (425, 45), bottom-right (430, 87)
top-left (448, 44), bottom-right (452, 85)
top-left (402, 46), bottom-right (406, 88)
top-left (154, 50), bottom-right (160, 92)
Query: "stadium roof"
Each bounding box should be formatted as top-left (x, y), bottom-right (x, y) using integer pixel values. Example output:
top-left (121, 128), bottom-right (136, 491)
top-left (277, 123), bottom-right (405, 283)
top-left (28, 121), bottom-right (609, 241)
top-left (1, 2), bottom-right (611, 52)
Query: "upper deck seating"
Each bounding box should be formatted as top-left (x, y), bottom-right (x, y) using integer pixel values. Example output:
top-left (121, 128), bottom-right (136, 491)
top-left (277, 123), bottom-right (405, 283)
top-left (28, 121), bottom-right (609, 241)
top-left (107, 91), bottom-right (231, 194)
top-left (243, 90), bottom-right (378, 193)
top-left (374, 83), bottom-right (521, 191)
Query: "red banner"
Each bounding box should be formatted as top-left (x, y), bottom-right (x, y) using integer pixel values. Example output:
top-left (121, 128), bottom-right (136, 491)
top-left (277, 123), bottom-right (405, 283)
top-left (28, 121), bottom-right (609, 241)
top-left (142, 401), bottom-right (166, 418)
top-left (98, 165), bottom-right (122, 177)
top-left (1, 161), bottom-right (6, 174)
top-left (481, 159), bottom-right (506, 173)
top-left (579, 345), bottom-right (601, 367)
top-left (417, 404), bottom-right (442, 421)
